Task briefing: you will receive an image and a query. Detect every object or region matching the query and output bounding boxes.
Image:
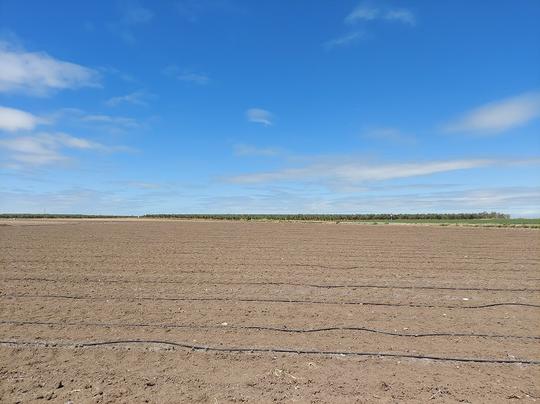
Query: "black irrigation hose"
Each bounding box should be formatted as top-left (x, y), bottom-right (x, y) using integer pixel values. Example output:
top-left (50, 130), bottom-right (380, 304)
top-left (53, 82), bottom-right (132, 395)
top-left (3, 277), bottom-right (539, 292)
top-left (3, 293), bottom-right (540, 309)
top-left (1, 319), bottom-right (538, 340)
top-left (0, 339), bottom-right (538, 365)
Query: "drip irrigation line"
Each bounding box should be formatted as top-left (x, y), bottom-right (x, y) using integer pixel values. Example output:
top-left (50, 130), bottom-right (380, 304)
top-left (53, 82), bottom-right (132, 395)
top-left (0, 339), bottom-right (538, 365)
top-left (3, 276), bottom-right (538, 292)
top-left (1, 319), bottom-right (538, 340)
top-left (3, 293), bottom-right (539, 309)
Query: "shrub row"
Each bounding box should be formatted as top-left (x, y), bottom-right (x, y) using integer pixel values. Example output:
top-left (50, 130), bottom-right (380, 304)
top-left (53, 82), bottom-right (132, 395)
top-left (0, 214), bottom-right (133, 218)
top-left (0, 212), bottom-right (510, 220)
top-left (142, 212), bottom-right (510, 220)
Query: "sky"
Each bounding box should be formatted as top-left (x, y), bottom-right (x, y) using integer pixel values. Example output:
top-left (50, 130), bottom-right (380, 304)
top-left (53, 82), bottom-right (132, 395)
top-left (0, 0), bottom-right (539, 216)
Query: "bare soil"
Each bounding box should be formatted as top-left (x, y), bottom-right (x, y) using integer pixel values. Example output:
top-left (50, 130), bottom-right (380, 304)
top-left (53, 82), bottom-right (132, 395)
top-left (0, 220), bottom-right (539, 403)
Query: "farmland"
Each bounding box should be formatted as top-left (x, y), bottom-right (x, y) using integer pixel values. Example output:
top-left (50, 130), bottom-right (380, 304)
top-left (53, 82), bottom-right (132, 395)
top-left (0, 219), bottom-right (539, 402)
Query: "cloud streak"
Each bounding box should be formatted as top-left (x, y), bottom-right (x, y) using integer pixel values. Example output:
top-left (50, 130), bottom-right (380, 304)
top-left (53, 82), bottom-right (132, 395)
top-left (227, 158), bottom-right (534, 185)
top-left (326, 2), bottom-right (415, 50)
top-left (80, 114), bottom-right (139, 128)
top-left (323, 32), bottom-right (365, 49)
top-left (0, 132), bottom-right (130, 168)
top-left (111, 0), bottom-right (154, 43)
top-left (163, 66), bottom-right (210, 85)
top-left (105, 90), bottom-right (150, 107)
top-left (362, 127), bottom-right (416, 144)
top-left (234, 144), bottom-right (281, 157)
top-left (46, 108), bottom-right (141, 134)
top-left (345, 2), bottom-right (416, 26)
top-left (0, 106), bottom-right (45, 132)
top-left (0, 41), bottom-right (100, 96)
top-left (445, 92), bottom-right (540, 134)
top-left (176, 72), bottom-right (210, 85)
top-left (174, 0), bottom-right (239, 22)
top-left (246, 108), bottom-right (273, 126)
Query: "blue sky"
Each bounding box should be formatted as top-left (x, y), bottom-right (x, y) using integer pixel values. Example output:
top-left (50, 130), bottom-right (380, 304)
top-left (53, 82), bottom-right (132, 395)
top-left (0, 0), bottom-right (539, 216)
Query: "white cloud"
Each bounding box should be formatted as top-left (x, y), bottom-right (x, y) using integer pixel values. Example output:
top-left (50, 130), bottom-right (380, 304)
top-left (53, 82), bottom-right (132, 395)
top-left (163, 66), bottom-right (210, 85)
top-left (80, 114), bottom-right (139, 128)
top-left (227, 158), bottom-right (510, 185)
top-left (345, 2), bottom-right (416, 26)
top-left (362, 127), bottom-right (416, 144)
top-left (111, 0), bottom-right (154, 43)
top-left (384, 9), bottom-right (416, 25)
top-left (0, 132), bottom-right (129, 168)
top-left (123, 181), bottom-right (164, 190)
top-left (2, 184), bottom-right (538, 217)
top-left (175, 0), bottom-right (239, 22)
top-left (120, 1), bottom-right (153, 25)
top-left (0, 137), bottom-right (66, 166)
top-left (183, 185), bottom-right (540, 216)
top-left (98, 66), bottom-right (137, 83)
top-left (176, 72), bottom-right (210, 85)
top-left (0, 41), bottom-right (100, 96)
top-left (327, 187), bottom-right (540, 216)
top-left (0, 106), bottom-right (44, 132)
top-left (323, 32), bottom-right (364, 49)
top-left (345, 5), bottom-right (379, 22)
top-left (326, 2), bottom-right (415, 50)
top-left (105, 90), bottom-right (149, 107)
top-left (234, 144), bottom-right (281, 157)
top-left (46, 108), bottom-right (141, 134)
top-left (0, 187), bottom-right (148, 215)
top-left (445, 92), bottom-right (540, 134)
top-left (246, 108), bottom-right (273, 126)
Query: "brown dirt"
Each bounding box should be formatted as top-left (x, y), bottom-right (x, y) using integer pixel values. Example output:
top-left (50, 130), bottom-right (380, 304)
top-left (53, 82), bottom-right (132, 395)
top-left (0, 220), bottom-right (539, 403)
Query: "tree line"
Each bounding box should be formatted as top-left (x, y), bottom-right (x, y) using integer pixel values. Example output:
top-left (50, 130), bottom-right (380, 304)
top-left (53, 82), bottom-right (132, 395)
top-left (141, 212), bottom-right (510, 220)
top-left (0, 212), bottom-right (510, 220)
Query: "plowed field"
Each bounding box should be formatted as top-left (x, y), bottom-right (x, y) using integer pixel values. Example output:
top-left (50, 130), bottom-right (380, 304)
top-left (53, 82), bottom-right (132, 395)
top-left (1, 220), bottom-right (539, 402)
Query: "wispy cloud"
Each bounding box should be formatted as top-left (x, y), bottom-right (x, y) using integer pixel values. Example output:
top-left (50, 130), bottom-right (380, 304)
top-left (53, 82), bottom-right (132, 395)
top-left (0, 187), bottom-right (153, 215)
top-left (48, 108), bottom-right (141, 133)
top-left (345, 2), bottom-right (416, 26)
top-left (383, 9), bottom-right (416, 25)
top-left (362, 127), bottom-right (416, 144)
top-left (0, 105), bottom-right (136, 170)
top-left (227, 158), bottom-right (535, 185)
top-left (0, 106), bottom-right (46, 132)
top-left (234, 144), bottom-right (281, 157)
top-left (105, 90), bottom-right (150, 107)
top-left (2, 185), bottom-right (538, 217)
top-left (445, 92), bottom-right (540, 134)
top-left (121, 181), bottom-right (165, 190)
top-left (246, 108), bottom-right (273, 126)
top-left (323, 31), bottom-right (365, 50)
top-left (163, 65), bottom-right (210, 85)
top-left (98, 66), bottom-right (137, 83)
top-left (0, 41), bottom-right (100, 96)
top-left (326, 2), bottom-right (415, 50)
top-left (80, 114), bottom-right (139, 129)
top-left (174, 0), bottom-right (239, 22)
top-left (110, 0), bottom-right (154, 43)
top-left (326, 187), bottom-right (540, 216)
top-left (185, 185), bottom-right (540, 216)
top-left (177, 72), bottom-right (210, 85)
top-left (346, 5), bottom-right (378, 22)
top-left (0, 132), bottom-right (128, 168)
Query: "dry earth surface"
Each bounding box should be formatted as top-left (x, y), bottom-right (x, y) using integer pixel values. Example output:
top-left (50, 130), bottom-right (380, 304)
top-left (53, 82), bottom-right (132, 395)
top-left (0, 219), bottom-right (539, 403)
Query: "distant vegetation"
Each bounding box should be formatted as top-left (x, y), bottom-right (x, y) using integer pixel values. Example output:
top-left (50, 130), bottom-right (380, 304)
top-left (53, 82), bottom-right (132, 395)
top-left (0, 214), bottom-right (133, 219)
top-left (2, 212), bottom-right (539, 227)
top-left (0, 212), bottom-right (512, 220)
top-left (142, 212), bottom-right (510, 220)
